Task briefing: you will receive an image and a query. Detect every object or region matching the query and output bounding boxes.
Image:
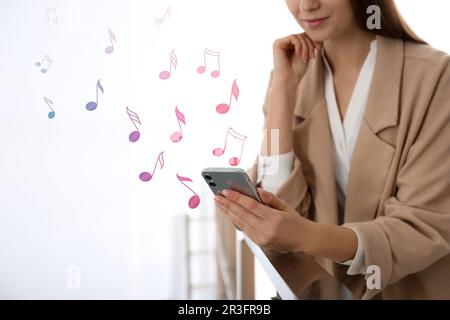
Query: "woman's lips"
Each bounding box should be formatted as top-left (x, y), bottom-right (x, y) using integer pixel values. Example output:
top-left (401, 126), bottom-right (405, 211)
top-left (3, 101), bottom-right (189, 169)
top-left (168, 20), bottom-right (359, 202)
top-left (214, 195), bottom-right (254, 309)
top-left (303, 17), bottom-right (329, 28)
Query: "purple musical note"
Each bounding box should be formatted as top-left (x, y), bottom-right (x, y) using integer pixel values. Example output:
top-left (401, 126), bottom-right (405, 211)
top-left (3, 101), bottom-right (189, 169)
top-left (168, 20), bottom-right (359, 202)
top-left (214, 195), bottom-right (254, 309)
top-left (159, 50), bottom-right (177, 80)
top-left (197, 48), bottom-right (221, 78)
top-left (44, 97), bottom-right (55, 119)
top-left (213, 127), bottom-right (247, 166)
top-left (176, 174), bottom-right (200, 209)
top-left (85, 79), bottom-right (104, 111)
top-left (216, 79), bottom-right (239, 114)
top-left (139, 151), bottom-right (165, 182)
top-left (126, 107), bottom-right (141, 142)
top-left (35, 55), bottom-right (53, 73)
top-left (105, 28), bottom-right (116, 54)
top-left (170, 106), bottom-right (186, 143)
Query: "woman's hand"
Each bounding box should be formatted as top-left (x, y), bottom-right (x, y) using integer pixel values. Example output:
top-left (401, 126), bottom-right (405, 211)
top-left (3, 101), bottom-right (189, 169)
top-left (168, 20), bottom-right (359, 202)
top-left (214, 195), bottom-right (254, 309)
top-left (272, 32), bottom-right (322, 84)
top-left (215, 188), bottom-right (359, 262)
top-left (214, 188), bottom-right (317, 254)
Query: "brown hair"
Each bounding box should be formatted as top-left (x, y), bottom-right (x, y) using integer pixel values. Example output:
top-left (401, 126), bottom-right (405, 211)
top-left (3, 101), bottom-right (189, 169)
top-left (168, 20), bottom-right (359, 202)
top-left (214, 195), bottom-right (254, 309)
top-left (351, 0), bottom-right (427, 44)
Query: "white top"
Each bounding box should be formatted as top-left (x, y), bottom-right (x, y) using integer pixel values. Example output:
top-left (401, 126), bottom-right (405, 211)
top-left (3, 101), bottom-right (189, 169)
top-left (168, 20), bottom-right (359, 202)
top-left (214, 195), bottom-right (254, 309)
top-left (257, 39), bottom-right (378, 276)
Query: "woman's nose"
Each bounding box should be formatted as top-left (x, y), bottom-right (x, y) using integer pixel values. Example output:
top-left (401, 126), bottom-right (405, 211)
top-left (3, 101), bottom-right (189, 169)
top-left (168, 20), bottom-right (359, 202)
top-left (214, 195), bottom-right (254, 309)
top-left (300, 0), bottom-right (321, 11)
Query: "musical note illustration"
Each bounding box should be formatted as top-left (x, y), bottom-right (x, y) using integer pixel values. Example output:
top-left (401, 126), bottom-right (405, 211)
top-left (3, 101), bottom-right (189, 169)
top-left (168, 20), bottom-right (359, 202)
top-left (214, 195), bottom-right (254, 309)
top-left (216, 79), bottom-right (239, 114)
top-left (159, 50), bottom-right (177, 80)
top-left (139, 151), bottom-right (165, 182)
top-left (176, 174), bottom-right (200, 209)
top-left (105, 28), bottom-right (116, 54)
top-left (44, 8), bottom-right (58, 24)
top-left (85, 79), bottom-right (104, 111)
top-left (44, 97), bottom-right (55, 119)
top-left (35, 55), bottom-right (53, 73)
top-left (213, 127), bottom-right (247, 166)
top-left (126, 107), bottom-right (141, 142)
top-left (170, 106), bottom-right (186, 143)
top-left (154, 6), bottom-right (171, 25)
top-left (197, 48), bottom-right (221, 78)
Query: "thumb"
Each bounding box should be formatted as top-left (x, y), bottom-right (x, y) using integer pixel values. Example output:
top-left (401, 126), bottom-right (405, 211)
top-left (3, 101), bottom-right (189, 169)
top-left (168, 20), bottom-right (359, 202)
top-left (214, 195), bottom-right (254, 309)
top-left (258, 188), bottom-right (290, 210)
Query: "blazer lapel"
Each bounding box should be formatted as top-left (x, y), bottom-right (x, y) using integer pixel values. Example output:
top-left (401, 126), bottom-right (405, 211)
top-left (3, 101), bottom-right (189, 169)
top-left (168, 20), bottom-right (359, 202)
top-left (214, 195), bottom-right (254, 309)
top-left (293, 56), bottom-right (340, 225)
top-left (344, 35), bottom-right (404, 223)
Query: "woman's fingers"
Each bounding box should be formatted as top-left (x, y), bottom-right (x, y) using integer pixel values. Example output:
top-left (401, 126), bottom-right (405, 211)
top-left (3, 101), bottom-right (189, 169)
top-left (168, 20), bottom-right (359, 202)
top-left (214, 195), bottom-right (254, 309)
top-left (215, 195), bottom-right (262, 225)
top-left (274, 35), bottom-right (295, 50)
top-left (215, 195), bottom-right (272, 245)
top-left (305, 36), bottom-right (316, 59)
top-left (304, 34), bottom-right (315, 60)
top-left (295, 35), bottom-right (309, 63)
top-left (296, 33), bottom-right (319, 62)
top-left (257, 188), bottom-right (291, 211)
top-left (222, 189), bottom-right (272, 219)
top-left (276, 34), bottom-right (315, 63)
top-left (272, 32), bottom-right (319, 83)
top-left (291, 35), bottom-right (302, 59)
top-left (312, 39), bottom-right (322, 57)
top-left (305, 34), bottom-right (319, 60)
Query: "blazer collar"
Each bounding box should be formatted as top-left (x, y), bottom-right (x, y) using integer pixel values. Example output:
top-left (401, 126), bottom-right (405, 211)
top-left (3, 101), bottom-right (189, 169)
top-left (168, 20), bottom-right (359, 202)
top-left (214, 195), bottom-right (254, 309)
top-left (294, 34), bottom-right (404, 134)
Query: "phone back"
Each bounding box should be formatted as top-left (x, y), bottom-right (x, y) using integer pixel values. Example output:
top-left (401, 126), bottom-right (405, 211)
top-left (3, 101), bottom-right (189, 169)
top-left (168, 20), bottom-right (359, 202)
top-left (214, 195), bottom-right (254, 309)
top-left (201, 168), bottom-right (261, 202)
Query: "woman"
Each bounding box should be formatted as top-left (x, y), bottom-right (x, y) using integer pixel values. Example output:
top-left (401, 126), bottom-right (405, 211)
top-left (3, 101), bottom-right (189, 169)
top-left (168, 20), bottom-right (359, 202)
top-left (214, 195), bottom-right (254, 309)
top-left (214, 0), bottom-right (450, 299)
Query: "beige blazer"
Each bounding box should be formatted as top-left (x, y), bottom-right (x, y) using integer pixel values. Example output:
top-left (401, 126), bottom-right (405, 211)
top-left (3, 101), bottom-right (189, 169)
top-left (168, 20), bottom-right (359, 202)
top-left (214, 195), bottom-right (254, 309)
top-left (248, 35), bottom-right (450, 299)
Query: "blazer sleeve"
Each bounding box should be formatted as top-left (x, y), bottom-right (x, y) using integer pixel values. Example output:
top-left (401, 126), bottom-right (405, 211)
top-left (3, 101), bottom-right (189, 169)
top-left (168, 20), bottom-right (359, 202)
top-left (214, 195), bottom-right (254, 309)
top-left (247, 72), bottom-right (312, 218)
top-left (345, 56), bottom-right (450, 299)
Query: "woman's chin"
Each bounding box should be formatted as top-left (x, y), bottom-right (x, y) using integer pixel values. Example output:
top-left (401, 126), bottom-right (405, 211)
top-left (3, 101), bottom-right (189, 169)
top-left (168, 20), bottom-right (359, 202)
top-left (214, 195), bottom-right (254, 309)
top-left (304, 30), bottom-right (329, 43)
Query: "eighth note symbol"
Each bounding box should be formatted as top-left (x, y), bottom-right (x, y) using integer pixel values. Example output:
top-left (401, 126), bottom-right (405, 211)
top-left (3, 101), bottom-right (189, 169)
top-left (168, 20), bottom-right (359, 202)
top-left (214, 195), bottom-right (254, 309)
top-left (139, 151), bottom-right (165, 182)
top-left (105, 28), bottom-right (116, 54)
top-left (170, 106), bottom-right (186, 143)
top-left (216, 79), bottom-right (239, 114)
top-left (126, 107), bottom-right (141, 142)
top-left (159, 50), bottom-right (178, 80)
top-left (85, 79), bottom-right (104, 111)
top-left (176, 174), bottom-right (200, 209)
top-left (197, 48), bottom-right (221, 78)
top-left (44, 97), bottom-right (55, 119)
top-left (35, 55), bottom-right (53, 73)
top-left (154, 6), bottom-right (171, 25)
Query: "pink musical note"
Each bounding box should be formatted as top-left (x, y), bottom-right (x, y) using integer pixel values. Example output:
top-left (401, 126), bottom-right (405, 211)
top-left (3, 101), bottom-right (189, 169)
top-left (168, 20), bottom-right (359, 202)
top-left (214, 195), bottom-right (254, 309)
top-left (154, 6), bottom-right (171, 25)
top-left (170, 106), bottom-right (186, 143)
top-left (105, 28), bottom-right (116, 54)
top-left (197, 48), bottom-right (221, 78)
top-left (126, 107), bottom-right (141, 142)
top-left (139, 151), bottom-right (165, 182)
top-left (44, 97), bottom-right (55, 119)
top-left (85, 79), bottom-right (104, 111)
top-left (176, 174), bottom-right (200, 209)
top-left (159, 50), bottom-right (178, 80)
top-left (213, 127), bottom-right (247, 166)
top-left (216, 79), bottom-right (239, 114)
top-left (35, 55), bottom-right (53, 73)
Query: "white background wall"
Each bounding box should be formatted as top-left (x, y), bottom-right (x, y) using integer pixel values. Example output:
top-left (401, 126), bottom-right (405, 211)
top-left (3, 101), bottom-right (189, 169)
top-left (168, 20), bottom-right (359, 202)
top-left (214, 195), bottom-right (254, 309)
top-left (0, 0), bottom-right (448, 299)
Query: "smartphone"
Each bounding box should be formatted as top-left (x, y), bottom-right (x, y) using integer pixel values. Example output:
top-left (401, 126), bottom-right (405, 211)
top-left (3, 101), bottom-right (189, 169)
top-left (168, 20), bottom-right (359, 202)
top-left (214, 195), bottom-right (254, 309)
top-left (201, 167), bottom-right (262, 202)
